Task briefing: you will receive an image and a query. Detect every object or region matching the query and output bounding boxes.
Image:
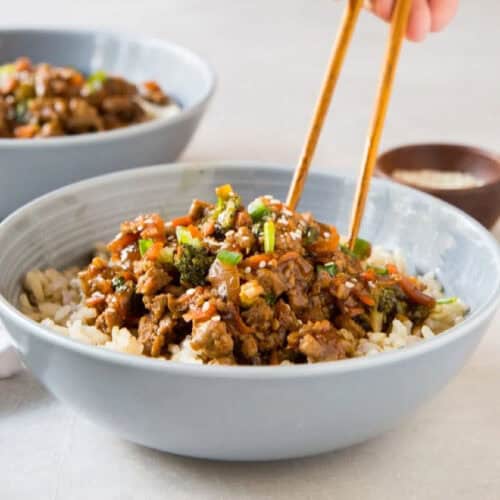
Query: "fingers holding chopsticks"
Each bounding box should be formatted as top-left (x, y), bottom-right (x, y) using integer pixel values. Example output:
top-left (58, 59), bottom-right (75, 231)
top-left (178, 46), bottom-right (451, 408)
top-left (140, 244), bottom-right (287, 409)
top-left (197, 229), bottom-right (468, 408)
top-left (366, 0), bottom-right (458, 41)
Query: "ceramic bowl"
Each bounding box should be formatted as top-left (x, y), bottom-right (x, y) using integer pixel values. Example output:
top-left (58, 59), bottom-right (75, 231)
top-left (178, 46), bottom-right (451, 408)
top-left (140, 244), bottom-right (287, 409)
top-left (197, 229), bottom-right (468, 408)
top-left (376, 143), bottom-right (500, 228)
top-left (0, 163), bottom-right (498, 461)
top-left (0, 27), bottom-right (216, 219)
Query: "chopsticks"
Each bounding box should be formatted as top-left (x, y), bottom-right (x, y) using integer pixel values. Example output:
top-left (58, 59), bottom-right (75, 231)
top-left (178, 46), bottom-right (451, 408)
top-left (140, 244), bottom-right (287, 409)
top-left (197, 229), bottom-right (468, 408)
top-left (286, 0), bottom-right (364, 211)
top-left (285, 0), bottom-right (413, 249)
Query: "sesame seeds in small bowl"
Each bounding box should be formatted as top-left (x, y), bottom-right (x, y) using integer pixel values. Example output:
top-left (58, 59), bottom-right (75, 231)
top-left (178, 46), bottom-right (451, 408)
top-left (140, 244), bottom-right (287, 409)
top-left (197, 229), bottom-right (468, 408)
top-left (376, 143), bottom-right (500, 228)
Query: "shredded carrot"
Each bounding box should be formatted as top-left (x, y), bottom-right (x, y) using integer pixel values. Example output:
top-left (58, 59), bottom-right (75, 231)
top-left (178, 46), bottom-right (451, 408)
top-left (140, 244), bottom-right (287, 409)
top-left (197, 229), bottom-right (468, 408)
top-left (145, 241), bottom-right (164, 261)
top-left (15, 57), bottom-right (31, 71)
top-left (386, 263), bottom-right (399, 275)
top-left (359, 294), bottom-right (376, 307)
top-left (186, 224), bottom-right (202, 239)
top-left (242, 253), bottom-right (273, 268)
top-left (14, 124), bottom-right (38, 138)
top-left (201, 219), bottom-right (216, 237)
top-left (70, 72), bottom-right (85, 87)
top-left (143, 80), bottom-right (161, 92)
top-left (107, 232), bottom-right (138, 253)
top-left (171, 215), bottom-right (193, 227)
top-left (361, 269), bottom-right (376, 281)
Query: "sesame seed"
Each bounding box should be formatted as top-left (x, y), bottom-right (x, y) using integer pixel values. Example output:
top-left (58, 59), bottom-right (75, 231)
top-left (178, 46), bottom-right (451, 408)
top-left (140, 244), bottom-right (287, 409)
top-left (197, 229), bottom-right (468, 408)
top-left (282, 209), bottom-right (293, 216)
top-left (323, 232), bottom-right (330, 238)
top-left (345, 282), bottom-right (355, 289)
top-left (212, 315), bottom-right (221, 322)
top-left (324, 261), bottom-right (334, 267)
top-left (202, 302), bottom-right (210, 312)
top-left (244, 266), bottom-right (251, 274)
top-left (186, 288), bottom-right (196, 296)
top-left (258, 261), bottom-right (267, 269)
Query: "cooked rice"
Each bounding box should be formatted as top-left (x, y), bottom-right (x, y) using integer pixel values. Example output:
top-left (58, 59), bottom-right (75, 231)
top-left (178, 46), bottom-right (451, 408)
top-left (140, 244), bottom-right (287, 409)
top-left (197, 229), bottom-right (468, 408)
top-left (18, 247), bottom-right (468, 364)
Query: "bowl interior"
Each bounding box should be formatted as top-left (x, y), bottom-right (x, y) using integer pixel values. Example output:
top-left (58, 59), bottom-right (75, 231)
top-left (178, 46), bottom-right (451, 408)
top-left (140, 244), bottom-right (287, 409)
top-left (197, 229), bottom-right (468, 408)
top-left (0, 28), bottom-right (214, 109)
top-left (0, 164), bottom-right (499, 322)
top-left (376, 144), bottom-right (500, 187)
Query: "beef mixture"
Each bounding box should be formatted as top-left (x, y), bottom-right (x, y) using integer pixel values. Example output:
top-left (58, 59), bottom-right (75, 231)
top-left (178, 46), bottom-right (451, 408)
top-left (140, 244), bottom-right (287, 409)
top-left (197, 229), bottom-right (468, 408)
top-left (76, 185), bottom-right (438, 365)
top-left (0, 57), bottom-right (173, 138)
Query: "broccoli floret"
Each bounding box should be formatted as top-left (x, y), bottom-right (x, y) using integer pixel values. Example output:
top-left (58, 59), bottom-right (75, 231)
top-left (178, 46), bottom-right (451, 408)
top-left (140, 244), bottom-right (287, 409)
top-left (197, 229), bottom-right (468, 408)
top-left (370, 286), bottom-right (407, 331)
top-left (407, 303), bottom-right (432, 325)
top-left (174, 244), bottom-right (214, 286)
top-left (216, 195), bottom-right (241, 230)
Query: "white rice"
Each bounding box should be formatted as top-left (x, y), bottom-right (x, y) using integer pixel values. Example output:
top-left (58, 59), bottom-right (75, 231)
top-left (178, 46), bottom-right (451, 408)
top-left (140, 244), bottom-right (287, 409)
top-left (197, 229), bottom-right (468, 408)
top-left (19, 247), bottom-right (468, 364)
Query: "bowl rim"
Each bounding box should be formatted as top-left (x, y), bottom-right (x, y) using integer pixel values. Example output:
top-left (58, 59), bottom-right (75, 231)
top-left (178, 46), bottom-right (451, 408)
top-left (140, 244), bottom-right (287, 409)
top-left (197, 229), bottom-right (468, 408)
top-left (376, 142), bottom-right (500, 195)
top-left (0, 161), bottom-right (499, 379)
top-left (0, 25), bottom-right (216, 148)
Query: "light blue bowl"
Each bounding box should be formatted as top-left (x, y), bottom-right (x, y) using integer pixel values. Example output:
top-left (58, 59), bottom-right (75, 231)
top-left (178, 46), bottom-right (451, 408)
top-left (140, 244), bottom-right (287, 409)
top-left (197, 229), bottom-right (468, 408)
top-left (0, 163), bottom-right (498, 460)
top-left (0, 27), bottom-right (216, 219)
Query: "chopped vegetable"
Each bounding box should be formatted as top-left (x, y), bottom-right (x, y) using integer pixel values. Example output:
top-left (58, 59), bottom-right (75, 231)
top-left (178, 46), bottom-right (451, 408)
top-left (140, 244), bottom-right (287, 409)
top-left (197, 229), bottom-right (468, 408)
top-left (248, 198), bottom-right (271, 222)
top-left (175, 244), bottom-right (214, 286)
top-left (304, 226), bottom-right (320, 246)
top-left (171, 215), bottom-right (193, 227)
top-left (265, 293), bottom-right (278, 306)
top-left (437, 296), bottom-right (458, 305)
top-left (217, 249), bottom-right (243, 265)
top-left (368, 265), bottom-right (389, 276)
top-left (263, 220), bottom-right (276, 253)
top-left (317, 263), bottom-right (338, 277)
top-left (352, 238), bottom-right (372, 260)
top-left (239, 280), bottom-right (265, 307)
top-left (111, 276), bottom-right (127, 292)
top-left (176, 226), bottom-right (201, 248)
top-left (399, 275), bottom-right (436, 308)
top-left (215, 184), bottom-right (234, 200)
top-left (217, 195), bottom-right (241, 230)
top-left (242, 253), bottom-right (273, 268)
top-left (138, 238), bottom-right (154, 257)
top-left (86, 70), bottom-right (107, 92)
top-left (158, 247), bottom-right (174, 264)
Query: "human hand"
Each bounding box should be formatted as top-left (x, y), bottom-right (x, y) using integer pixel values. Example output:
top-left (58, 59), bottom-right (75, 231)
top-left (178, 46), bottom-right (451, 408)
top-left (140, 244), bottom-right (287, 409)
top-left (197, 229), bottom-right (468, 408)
top-left (367, 0), bottom-right (458, 41)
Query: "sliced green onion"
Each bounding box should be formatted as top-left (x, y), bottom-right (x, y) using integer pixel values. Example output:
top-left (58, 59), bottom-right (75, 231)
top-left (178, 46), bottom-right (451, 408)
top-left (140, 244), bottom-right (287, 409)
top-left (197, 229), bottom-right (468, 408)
top-left (352, 238), bottom-right (372, 260)
top-left (158, 247), bottom-right (174, 264)
top-left (317, 263), bottom-right (338, 277)
top-left (265, 293), bottom-right (277, 306)
top-left (340, 244), bottom-right (355, 258)
top-left (176, 226), bottom-right (201, 248)
top-left (86, 70), bottom-right (107, 91)
top-left (138, 239), bottom-right (154, 256)
top-left (263, 220), bottom-right (275, 253)
top-left (368, 265), bottom-right (389, 276)
top-left (217, 249), bottom-right (243, 265)
top-left (437, 296), bottom-right (458, 305)
top-left (248, 198), bottom-right (271, 222)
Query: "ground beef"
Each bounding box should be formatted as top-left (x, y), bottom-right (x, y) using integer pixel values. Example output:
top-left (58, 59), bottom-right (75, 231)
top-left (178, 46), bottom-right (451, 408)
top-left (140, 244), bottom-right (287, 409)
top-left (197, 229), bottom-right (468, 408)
top-left (287, 320), bottom-right (346, 363)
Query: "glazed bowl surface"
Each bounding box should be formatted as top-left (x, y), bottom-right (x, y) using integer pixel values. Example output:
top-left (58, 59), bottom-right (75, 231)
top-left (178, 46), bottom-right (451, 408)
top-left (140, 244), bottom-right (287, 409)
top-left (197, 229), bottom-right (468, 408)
top-left (0, 162), bottom-right (498, 461)
top-left (0, 27), bottom-right (215, 219)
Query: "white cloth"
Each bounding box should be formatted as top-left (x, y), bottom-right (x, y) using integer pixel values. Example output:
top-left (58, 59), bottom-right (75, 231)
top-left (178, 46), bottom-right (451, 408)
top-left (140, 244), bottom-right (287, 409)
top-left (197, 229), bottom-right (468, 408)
top-left (0, 320), bottom-right (23, 378)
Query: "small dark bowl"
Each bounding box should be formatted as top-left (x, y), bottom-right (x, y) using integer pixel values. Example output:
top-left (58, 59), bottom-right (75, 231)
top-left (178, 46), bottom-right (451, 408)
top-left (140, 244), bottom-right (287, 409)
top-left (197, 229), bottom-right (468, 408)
top-left (376, 144), bottom-right (500, 228)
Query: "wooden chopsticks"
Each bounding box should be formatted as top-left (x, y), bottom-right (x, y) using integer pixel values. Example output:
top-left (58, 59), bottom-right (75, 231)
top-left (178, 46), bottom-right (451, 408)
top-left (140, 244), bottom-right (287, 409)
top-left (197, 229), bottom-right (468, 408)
top-left (285, 0), bottom-right (413, 249)
top-left (286, 0), bottom-right (364, 211)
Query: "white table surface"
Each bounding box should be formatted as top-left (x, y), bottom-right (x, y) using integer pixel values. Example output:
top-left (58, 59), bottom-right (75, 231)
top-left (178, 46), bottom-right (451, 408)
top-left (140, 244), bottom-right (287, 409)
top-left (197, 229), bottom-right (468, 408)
top-left (1, 1), bottom-right (499, 499)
